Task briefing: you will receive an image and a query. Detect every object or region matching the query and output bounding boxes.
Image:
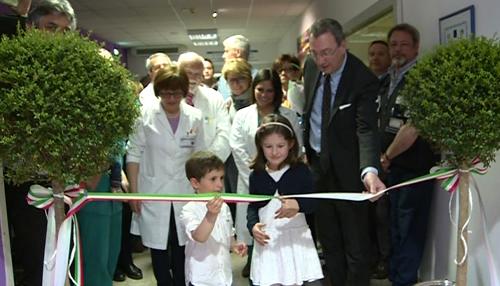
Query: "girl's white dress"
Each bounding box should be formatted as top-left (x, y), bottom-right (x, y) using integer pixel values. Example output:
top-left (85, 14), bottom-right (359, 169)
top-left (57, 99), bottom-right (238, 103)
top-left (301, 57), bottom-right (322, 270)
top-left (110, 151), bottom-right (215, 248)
top-left (250, 166), bottom-right (323, 286)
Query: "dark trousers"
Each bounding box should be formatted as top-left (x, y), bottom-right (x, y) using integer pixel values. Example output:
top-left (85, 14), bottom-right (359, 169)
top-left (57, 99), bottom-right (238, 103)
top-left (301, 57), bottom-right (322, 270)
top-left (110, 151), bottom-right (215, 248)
top-left (310, 155), bottom-right (371, 286)
top-left (369, 194), bottom-right (390, 265)
top-left (150, 210), bottom-right (185, 286)
top-left (116, 202), bottom-right (134, 270)
top-left (224, 154), bottom-right (238, 221)
top-left (6, 181), bottom-right (47, 286)
top-left (388, 167), bottom-right (433, 286)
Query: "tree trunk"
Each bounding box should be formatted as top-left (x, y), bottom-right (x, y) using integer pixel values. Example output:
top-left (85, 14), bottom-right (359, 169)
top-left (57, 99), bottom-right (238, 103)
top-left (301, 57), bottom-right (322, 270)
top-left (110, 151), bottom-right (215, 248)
top-left (0, 162), bottom-right (15, 286)
top-left (456, 164), bottom-right (470, 286)
top-left (51, 180), bottom-right (66, 237)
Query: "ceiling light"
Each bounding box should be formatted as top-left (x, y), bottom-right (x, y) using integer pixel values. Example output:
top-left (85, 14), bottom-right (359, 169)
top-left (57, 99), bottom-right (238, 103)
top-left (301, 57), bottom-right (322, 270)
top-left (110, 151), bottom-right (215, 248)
top-left (193, 41), bottom-right (219, 46)
top-left (212, 10), bottom-right (218, 18)
top-left (187, 29), bottom-right (218, 41)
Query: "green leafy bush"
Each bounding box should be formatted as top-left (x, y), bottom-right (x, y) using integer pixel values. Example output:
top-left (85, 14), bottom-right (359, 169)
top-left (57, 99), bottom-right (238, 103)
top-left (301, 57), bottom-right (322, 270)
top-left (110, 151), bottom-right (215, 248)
top-left (400, 37), bottom-right (500, 167)
top-left (0, 29), bottom-right (140, 183)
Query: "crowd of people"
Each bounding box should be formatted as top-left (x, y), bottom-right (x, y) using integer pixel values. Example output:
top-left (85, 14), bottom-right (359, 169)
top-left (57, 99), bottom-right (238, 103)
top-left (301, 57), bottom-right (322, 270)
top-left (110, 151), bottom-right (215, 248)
top-left (1, 1), bottom-right (439, 286)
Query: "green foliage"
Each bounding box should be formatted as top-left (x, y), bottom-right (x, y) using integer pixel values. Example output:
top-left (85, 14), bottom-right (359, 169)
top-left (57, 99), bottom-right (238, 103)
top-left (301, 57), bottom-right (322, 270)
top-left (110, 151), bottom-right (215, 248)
top-left (400, 37), bottom-right (500, 167)
top-left (0, 29), bottom-right (140, 183)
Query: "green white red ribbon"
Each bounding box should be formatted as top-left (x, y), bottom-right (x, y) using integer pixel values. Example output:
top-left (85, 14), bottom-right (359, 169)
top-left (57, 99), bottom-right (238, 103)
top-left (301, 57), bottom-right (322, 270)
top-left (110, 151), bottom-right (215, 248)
top-left (27, 184), bottom-right (85, 286)
top-left (26, 162), bottom-right (498, 286)
top-left (435, 158), bottom-right (488, 193)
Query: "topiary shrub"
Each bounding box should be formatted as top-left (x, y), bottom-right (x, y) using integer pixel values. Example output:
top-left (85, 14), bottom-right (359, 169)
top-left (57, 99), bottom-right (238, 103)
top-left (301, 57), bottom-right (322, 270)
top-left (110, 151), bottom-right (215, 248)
top-left (0, 28), bottom-right (140, 184)
top-left (400, 36), bottom-right (500, 286)
top-left (400, 36), bottom-right (500, 168)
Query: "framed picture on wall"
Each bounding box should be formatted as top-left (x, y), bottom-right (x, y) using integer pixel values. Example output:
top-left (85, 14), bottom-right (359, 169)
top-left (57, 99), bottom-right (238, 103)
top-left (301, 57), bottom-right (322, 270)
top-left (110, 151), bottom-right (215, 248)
top-left (439, 5), bottom-right (475, 44)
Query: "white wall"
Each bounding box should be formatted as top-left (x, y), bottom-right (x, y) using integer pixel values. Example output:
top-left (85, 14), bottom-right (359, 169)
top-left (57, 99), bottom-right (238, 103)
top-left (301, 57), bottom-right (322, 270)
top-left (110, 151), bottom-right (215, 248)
top-left (277, 0), bottom-right (380, 55)
top-left (398, 0), bottom-right (500, 284)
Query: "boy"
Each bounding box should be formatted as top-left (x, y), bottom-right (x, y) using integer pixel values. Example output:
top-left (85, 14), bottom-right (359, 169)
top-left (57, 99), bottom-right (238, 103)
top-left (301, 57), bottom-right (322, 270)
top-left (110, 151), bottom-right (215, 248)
top-left (180, 151), bottom-right (247, 286)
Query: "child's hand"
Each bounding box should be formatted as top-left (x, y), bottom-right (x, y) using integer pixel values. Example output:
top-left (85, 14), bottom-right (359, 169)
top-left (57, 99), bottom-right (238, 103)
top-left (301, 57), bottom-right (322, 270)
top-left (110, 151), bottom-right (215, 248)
top-left (275, 198), bottom-right (299, 219)
top-left (129, 200), bottom-right (141, 214)
top-left (252, 223), bottom-right (270, 246)
top-left (232, 241), bottom-right (248, 257)
top-left (206, 197), bottom-right (223, 218)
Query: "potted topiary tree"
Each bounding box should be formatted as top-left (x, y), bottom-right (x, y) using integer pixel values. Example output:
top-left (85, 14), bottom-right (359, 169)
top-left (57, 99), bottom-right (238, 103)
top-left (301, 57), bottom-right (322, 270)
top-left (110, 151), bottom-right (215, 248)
top-left (0, 28), bottom-right (139, 237)
top-left (400, 36), bottom-right (500, 286)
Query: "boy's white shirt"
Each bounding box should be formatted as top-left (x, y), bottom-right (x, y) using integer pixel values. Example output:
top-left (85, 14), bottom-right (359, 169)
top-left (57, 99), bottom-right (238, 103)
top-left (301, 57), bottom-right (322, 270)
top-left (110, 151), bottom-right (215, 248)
top-left (180, 201), bottom-right (234, 286)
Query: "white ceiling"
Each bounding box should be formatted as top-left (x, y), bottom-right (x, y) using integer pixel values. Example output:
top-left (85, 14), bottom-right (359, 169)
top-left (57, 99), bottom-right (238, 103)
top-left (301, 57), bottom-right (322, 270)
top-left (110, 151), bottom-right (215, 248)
top-left (71, 0), bottom-right (314, 49)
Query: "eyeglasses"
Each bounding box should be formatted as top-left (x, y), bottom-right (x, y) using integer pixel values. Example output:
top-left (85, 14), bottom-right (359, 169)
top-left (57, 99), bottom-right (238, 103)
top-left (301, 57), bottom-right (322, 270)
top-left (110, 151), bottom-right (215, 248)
top-left (158, 90), bottom-right (184, 98)
top-left (228, 76), bottom-right (248, 85)
top-left (309, 46), bottom-right (340, 60)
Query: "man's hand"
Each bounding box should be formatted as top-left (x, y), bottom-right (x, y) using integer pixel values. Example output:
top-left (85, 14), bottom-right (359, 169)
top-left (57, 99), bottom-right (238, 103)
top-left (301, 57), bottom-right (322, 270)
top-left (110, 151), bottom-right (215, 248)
top-left (380, 153), bottom-right (391, 173)
top-left (363, 172), bottom-right (386, 194)
top-left (275, 198), bottom-right (299, 219)
top-left (252, 223), bottom-right (270, 246)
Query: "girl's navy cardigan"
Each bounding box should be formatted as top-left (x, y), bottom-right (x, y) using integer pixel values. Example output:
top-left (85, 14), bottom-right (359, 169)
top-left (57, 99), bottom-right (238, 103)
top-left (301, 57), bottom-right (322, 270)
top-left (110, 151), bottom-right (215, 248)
top-left (246, 162), bottom-right (317, 234)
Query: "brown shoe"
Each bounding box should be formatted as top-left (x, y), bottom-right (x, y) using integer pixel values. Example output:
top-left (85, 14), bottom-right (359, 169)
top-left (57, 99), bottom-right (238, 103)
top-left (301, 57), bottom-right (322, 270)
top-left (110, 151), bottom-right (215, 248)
top-left (241, 261), bottom-right (250, 278)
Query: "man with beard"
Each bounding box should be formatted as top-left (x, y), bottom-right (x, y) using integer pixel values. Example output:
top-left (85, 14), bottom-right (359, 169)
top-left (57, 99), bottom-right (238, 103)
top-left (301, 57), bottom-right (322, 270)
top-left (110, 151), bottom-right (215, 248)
top-left (378, 23), bottom-right (439, 286)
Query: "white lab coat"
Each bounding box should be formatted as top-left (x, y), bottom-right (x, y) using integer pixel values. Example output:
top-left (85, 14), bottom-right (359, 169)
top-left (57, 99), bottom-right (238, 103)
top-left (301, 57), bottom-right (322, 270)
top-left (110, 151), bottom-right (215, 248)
top-left (127, 101), bottom-right (205, 250)
top-left (138, 83), bottom-right (159, 111)
top-left (191, 85), bottom-right (231, 161)
top-left (229, 104), bottom-right (303, 244)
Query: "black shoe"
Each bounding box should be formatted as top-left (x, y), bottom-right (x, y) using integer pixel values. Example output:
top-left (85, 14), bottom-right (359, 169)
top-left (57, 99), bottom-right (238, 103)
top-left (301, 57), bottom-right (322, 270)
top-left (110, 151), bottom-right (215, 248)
top-left (113, 268), bottom-right (126, 282)
top-left (371, 261), bottom-right (388, 280)
top-left (124, 263), bottom-right (143, 280)
top-left (241, 261), bottom-right (250, 278)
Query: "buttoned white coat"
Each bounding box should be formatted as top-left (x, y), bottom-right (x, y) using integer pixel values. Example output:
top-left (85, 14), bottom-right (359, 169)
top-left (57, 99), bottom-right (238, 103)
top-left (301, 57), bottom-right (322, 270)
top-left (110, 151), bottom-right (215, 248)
top-left (127, 101), bottom-right (205, 250)
top-left (229, 104), bottom-right (303, 244)
top-left (192, 85), bottom-right (231, 161)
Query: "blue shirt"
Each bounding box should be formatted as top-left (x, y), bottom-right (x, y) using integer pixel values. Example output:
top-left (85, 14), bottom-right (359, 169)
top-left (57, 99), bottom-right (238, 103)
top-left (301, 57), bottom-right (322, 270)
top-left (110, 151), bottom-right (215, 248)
top-left (309, 54), bottom-right (347, 153)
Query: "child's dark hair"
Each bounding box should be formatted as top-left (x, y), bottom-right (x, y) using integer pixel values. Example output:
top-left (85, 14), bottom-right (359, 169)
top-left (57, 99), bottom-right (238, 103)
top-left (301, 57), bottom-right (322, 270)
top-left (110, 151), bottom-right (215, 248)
top-left (250, 114), bottom-right (299, 171)
top-left (185, 151), bottom-right (224, 181)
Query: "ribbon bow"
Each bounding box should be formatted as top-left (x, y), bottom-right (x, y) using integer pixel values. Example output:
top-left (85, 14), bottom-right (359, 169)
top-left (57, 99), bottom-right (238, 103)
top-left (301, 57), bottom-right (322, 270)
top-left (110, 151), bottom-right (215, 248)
top-left (436, 158), bottom-right (488, 192)
top-left (27, 184), bottom-right (84, 209)
top-left (26, 184), bottom-right (84, 286)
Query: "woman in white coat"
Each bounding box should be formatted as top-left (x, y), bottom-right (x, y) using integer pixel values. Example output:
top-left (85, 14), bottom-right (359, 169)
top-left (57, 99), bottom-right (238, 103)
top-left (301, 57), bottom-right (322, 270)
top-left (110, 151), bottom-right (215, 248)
top-left (127, 66), bottom-right (205, 286)
top-left (229, 68), bottom-right (303, 277)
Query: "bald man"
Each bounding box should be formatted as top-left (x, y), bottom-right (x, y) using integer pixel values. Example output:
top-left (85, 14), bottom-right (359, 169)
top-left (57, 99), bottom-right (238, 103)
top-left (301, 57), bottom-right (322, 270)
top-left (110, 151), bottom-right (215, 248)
top-left (177, 52), bottom-right (231, 162)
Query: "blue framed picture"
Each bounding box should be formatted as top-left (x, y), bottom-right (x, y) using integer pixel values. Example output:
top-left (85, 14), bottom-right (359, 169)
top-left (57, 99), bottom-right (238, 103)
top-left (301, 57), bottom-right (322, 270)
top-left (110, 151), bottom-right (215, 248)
top-left (439, 5), bottom-right (475, 44)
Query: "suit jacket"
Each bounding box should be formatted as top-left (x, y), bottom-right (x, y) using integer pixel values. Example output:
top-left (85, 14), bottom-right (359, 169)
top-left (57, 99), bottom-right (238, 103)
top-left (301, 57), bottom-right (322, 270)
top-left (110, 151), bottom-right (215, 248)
top-left (303, 52), bottom-right (380, 192)
top-left (0, 15), bottom-right (25, 38)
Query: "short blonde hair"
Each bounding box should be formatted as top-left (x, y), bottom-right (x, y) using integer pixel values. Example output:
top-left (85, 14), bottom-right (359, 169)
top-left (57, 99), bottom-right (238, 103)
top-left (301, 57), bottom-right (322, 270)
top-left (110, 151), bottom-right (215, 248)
top-left (221, 58), bottom-right (252, 81)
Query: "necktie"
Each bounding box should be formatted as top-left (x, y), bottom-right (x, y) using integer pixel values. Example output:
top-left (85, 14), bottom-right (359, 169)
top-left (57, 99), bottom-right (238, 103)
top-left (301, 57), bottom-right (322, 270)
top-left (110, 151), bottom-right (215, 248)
top-left (185, 92), bottom-right (194, 106)
top-left (320, 74), bottom-right (331, 170)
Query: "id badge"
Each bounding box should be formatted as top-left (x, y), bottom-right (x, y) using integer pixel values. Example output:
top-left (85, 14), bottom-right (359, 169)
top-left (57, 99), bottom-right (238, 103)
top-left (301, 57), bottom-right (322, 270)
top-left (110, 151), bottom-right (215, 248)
top-left (180, 135), bottom-right (196, 148)
top-left (385, 117), bottom-right (404, 134)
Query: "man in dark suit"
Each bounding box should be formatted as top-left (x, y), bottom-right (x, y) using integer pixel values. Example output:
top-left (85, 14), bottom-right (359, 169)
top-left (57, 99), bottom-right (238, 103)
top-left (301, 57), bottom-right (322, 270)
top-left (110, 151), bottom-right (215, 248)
top-left (303, 18), bottom-right (385, 286)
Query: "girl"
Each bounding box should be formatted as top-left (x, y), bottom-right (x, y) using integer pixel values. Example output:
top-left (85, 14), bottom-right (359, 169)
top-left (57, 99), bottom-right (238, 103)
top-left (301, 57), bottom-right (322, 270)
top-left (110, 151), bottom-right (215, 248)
top-left (247, 114), bottom-right (322, 286)
top-left (230, 69), bottom-right (302, 277)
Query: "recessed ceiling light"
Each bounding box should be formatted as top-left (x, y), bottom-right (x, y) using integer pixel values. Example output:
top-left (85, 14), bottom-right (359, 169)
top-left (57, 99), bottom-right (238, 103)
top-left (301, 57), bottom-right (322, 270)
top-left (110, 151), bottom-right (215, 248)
top-left (193, 41), bottom-right (219, 46)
